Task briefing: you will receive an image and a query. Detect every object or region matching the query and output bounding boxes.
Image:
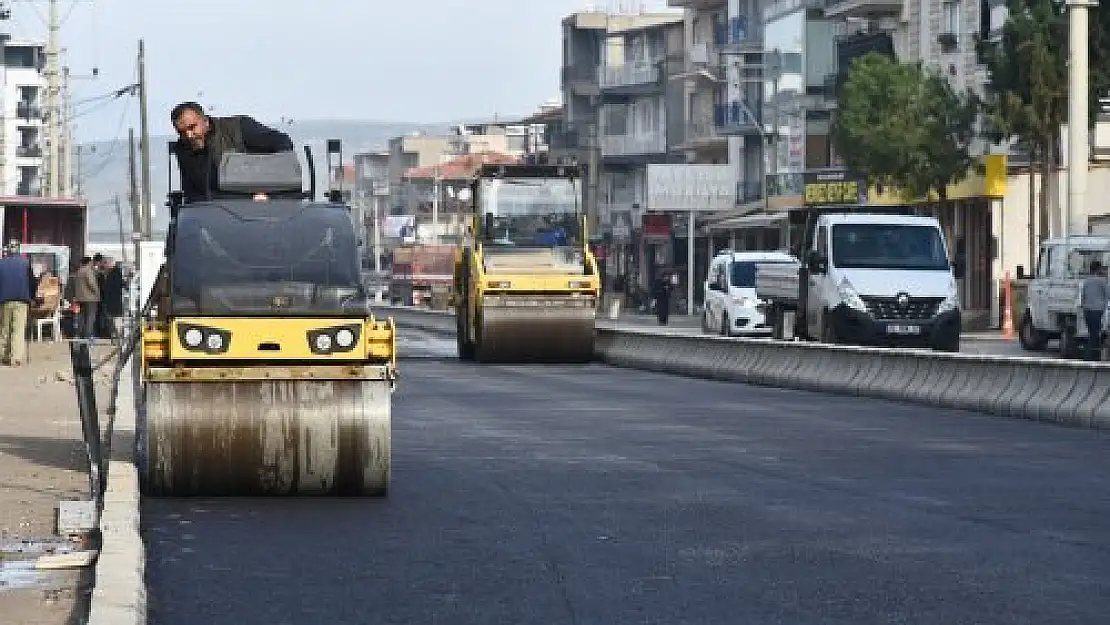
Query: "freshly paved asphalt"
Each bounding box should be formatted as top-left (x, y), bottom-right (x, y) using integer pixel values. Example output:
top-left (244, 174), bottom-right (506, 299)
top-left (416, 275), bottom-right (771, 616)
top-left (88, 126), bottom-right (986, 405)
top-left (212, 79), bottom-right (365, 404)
top-left (143, 328), bottom-right (1110, 624)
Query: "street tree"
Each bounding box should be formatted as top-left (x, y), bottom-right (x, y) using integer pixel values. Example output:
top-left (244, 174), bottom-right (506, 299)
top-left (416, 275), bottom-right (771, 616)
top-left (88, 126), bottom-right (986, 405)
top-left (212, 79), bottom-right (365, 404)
top-left (831, 51), bottom-right (979, 204)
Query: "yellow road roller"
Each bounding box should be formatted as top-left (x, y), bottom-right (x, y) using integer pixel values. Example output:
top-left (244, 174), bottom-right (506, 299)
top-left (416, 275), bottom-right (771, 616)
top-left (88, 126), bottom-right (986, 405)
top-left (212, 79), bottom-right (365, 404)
top-left (137, 144), bottom-right (397, 497)
top-left (451, 163), bottom-right (600, 363)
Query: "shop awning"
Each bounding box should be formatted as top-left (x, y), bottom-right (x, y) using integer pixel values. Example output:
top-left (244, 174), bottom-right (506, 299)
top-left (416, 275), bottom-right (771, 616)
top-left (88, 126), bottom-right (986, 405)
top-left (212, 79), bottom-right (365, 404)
top-left (708, 211), bottom-right (788, 231)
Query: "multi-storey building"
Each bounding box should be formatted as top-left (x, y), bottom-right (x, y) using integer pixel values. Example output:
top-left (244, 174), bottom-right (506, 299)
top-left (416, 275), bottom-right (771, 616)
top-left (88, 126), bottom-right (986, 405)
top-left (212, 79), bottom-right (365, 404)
top-left (0, 34), bottom-right (86, 262)
top-left (562, 10), bottom-right (742, 307)
top-left (1, 37), bottom-right (46, 198)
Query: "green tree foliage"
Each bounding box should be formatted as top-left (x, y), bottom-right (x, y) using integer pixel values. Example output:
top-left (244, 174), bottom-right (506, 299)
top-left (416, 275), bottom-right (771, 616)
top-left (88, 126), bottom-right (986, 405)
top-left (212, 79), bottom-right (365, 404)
top-left (831, 51), bottom-right (979, 203)
top-left (977, 0), bottom-right (1110, 246)
top-left (976, 0), bottom-right (1066, 163)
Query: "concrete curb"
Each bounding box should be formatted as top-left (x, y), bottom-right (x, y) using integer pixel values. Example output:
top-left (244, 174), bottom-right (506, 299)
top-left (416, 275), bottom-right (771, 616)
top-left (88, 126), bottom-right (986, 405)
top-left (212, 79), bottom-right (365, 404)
top-left (375, 304), bottom-right (1110, 430)
top-left (86, 355), bottom-right (146, 625)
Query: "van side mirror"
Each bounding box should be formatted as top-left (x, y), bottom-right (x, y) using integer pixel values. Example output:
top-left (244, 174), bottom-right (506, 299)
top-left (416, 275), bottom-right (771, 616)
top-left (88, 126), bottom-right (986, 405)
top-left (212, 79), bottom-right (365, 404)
top-left (951, 259), bottom-right (966, 279)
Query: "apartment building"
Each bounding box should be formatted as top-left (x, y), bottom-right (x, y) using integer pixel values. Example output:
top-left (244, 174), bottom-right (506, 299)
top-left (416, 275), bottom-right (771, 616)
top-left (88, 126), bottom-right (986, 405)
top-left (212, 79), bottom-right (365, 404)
top-left (0, 35), bottom-right (86, 258)
top-left (562, 10), bottom-right (744, 304)
top-left (0, 37), bottom-right (46, 198)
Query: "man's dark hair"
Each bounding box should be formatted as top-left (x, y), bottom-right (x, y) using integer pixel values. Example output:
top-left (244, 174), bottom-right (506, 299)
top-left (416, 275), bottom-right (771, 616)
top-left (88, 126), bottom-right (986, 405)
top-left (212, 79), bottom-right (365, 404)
top-left (171, 101), bottom-right (205, 124)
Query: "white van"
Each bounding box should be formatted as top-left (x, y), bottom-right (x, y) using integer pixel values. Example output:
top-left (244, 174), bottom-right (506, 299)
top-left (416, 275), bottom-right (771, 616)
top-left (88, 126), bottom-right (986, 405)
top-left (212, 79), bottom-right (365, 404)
top-left (703, 249), bottom-right (796, 336)
top-left (801, 212), bottom-right (961, 351)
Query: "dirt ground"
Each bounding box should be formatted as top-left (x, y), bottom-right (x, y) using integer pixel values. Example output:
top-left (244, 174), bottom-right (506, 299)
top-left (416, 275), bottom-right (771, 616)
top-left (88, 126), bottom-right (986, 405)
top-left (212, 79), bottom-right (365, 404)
top-left (0, 339), bottom-right (117, 625)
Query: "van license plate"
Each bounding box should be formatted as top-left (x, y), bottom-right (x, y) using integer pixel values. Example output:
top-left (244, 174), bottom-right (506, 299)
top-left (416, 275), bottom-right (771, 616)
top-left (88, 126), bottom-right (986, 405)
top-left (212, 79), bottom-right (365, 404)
top-left (887, 324), bottom-right (921, 335)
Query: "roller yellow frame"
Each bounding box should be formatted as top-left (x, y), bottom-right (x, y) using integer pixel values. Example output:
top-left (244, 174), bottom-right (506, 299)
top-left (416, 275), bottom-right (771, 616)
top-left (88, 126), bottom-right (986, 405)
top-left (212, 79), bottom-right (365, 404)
top-left (451, 163), bottom-right (600, 363)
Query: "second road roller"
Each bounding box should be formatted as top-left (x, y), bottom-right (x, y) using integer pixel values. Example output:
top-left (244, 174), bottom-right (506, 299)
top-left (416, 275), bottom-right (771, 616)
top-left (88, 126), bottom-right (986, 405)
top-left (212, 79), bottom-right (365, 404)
top-left (451, 162), bottom-right (600, 363)
top-left (136, 141), bottom-right (397, 497)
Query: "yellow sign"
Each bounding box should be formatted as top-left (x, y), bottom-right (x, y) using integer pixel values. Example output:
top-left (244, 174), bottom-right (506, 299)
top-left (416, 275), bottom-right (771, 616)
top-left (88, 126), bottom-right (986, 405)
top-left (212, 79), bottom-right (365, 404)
top-left (804, 179), bottom-right (861, 206)
top-left (984, 154), bottom-right (1007, 198)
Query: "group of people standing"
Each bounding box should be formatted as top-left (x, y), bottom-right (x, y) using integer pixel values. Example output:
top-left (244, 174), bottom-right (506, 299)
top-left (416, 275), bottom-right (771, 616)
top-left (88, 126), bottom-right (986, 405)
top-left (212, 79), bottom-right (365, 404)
top-left (0, 243), bottom-right (128, 366)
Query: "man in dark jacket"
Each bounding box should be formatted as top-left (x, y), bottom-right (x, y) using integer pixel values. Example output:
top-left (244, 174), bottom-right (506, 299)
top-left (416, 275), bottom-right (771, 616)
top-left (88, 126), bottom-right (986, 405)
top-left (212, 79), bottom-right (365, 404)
top-left (170, 101), bottom-right (294, 202)
top-left (0, 241), bottom-right (35, 366)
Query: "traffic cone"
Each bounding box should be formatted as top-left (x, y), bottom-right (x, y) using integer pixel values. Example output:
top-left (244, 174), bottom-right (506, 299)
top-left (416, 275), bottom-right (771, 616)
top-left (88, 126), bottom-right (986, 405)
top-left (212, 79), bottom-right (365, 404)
top-left (1001, 271), bottom-right (1015, 339)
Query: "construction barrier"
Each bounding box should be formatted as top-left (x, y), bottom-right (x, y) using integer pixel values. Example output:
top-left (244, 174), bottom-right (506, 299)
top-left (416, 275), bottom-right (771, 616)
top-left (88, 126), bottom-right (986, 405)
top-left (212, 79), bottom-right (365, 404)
top-left (375, 304), bottom-right (1110, 430)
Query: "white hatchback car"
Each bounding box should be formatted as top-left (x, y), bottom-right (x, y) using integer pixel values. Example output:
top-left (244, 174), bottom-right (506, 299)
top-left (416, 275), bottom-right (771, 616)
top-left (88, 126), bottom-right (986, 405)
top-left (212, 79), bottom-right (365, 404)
top-left (703, 250), bottom-right (796, 336)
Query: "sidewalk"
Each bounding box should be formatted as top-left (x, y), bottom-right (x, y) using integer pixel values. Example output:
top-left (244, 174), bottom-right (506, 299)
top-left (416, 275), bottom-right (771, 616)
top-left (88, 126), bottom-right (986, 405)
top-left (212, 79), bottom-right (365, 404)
top-left (0, 339), bottom-right (116, 625)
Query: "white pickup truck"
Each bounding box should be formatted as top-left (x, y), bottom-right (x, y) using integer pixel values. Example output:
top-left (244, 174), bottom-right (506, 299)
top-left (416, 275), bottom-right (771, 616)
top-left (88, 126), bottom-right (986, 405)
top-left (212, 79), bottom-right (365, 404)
top-left (755, 210), bottom-right (963, 351)
top-left (1018, 235), bottom-right (1110, 358)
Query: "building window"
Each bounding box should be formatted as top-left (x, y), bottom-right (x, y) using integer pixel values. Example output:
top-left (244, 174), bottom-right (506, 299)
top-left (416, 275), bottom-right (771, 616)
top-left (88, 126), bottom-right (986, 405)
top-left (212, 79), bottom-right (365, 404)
top-left (939, 1), bottom-right (960, 52)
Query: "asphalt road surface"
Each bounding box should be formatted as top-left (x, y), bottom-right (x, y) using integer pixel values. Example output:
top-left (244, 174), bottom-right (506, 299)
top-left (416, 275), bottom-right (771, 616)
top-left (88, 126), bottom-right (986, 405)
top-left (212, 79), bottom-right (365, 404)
top-left (143, 328), bottom-right (1110, 625)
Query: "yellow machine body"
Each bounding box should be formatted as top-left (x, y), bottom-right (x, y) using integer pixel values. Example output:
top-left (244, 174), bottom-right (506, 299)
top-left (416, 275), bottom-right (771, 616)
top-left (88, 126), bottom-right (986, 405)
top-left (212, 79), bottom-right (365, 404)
top-left (137, 148), bottom-right (396, 497)
top-left (451, 163), bottom-right (600, 363)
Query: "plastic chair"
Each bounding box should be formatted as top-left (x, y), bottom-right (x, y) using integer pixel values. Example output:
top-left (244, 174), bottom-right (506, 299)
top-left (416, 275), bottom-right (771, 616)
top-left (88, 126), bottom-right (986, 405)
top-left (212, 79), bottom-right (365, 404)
top-left (36, 300), bottom-right (62, 342)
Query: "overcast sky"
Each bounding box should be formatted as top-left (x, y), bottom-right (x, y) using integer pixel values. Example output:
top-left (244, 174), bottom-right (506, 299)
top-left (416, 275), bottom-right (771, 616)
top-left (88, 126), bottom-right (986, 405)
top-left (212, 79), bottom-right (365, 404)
top-left (4, 0), bottom-right (677, 143)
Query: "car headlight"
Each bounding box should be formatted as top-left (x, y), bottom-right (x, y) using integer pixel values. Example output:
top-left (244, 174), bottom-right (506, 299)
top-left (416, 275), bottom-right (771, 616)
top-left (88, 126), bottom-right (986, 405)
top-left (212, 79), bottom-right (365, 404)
top-left (307, 323), bottom-right (362, 355)
top-left (936, 279), bottom-right (960, 314)
top-left (837, 278), bottom-right (868, 312)
top-left (730, 295), bottom-right (753, 307)
top-left (176, 323), bottom-right (232, 354)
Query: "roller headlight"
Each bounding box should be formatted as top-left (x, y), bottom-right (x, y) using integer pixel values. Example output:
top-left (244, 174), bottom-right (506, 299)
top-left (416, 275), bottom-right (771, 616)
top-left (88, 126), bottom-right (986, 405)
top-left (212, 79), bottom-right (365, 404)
top-left (205, 333), bottom-right (224, 351)
top-left (335, 328), bottom-right (355, 348)
top-left (184, 328), bottom-right (203, 347)
top-left (176, 323), bottom-right (232, 354)
top-left (306, 323), bottom-right (361, 355)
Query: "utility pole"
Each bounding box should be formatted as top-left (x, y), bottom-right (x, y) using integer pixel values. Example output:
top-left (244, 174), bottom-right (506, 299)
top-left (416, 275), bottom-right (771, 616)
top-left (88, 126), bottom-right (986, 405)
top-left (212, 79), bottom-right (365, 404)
top-left (44, 0), bottom-right (60, 197)
top-left (62, 66), bottom-right (72, 196)
top-left (138, 39), bottom-right (152, 238)
top-left (129, 127), bottom-right (140, 271)
top-left (1066, 0), bottom-right (1095, 242)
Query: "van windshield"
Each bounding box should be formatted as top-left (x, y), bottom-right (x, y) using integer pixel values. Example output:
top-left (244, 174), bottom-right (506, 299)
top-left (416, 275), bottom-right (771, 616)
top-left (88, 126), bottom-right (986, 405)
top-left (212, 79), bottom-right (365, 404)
top-left (831, 224), bottom-right (950, 271)
top-left (731, 260), bottom-right (793, 287)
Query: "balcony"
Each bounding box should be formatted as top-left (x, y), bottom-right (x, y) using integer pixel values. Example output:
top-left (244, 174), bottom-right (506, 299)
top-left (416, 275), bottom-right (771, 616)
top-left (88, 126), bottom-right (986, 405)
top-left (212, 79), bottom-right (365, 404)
top-left (17, 183), bottom-right (41, 197)
top-left (601, 131), bottom-right (666, 158)
top-left (561, 63), bottom-right (600, 97)
top-left (599, 59), bottom-right (662, 91)
top-left (16, 102), bottom-right (42, 119)
top-left (715, 16), bottom-right (762, 55)
top-left (715, 101), bottom-right (761, 136)
top-left (16, 145), bottom-right (42, 158)
top-left (822, 0), bottom-right (904, 18)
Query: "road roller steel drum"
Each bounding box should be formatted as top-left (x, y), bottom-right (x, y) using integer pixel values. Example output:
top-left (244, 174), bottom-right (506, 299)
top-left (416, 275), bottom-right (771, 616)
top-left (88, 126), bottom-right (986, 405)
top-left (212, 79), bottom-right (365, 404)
top-left (475, 293), bottom-right (595, 363)
top-left (139, 317), bottom-right (396, 497)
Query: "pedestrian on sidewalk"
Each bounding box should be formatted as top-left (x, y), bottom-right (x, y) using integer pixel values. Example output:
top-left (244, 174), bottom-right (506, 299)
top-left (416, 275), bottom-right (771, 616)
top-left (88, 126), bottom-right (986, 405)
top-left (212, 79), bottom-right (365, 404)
top-left (1080, 259), bottom-right (1109, 360)
top-left (72, 256), bottom-right (101, 339)
top-left (0, 241), bottom-right (35, 366)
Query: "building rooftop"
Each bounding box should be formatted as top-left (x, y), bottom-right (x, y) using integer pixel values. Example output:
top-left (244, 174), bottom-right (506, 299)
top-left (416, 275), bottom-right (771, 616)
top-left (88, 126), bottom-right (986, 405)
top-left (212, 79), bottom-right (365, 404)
top-left (562, 11), bottom-right (683, 33)
top-left (403, 152), bottom-right (520, 181)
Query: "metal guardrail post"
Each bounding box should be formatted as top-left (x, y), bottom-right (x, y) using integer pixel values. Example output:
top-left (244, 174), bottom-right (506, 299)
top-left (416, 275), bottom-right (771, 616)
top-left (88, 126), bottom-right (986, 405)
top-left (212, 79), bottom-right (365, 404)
top-left (69, 339), bottom-right (104, 500)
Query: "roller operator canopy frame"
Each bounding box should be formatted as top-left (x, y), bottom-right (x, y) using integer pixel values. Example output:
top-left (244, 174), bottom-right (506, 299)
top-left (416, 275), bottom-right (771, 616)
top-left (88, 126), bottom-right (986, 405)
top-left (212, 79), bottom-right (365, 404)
top-left (471, 163), bottom-right (585, 248)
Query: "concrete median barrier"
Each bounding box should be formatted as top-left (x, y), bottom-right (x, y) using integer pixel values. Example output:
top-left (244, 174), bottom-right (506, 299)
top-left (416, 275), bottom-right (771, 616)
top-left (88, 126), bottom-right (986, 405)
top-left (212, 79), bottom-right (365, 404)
top-left (375, 304), bottom-right (1110, 430)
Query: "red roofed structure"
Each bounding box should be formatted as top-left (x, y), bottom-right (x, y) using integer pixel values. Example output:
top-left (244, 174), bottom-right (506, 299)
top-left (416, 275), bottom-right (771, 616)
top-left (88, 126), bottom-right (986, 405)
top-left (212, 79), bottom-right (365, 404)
top-left (402, 152), bottom-right (520, 182)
